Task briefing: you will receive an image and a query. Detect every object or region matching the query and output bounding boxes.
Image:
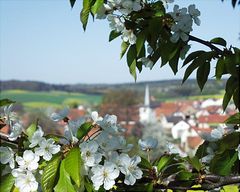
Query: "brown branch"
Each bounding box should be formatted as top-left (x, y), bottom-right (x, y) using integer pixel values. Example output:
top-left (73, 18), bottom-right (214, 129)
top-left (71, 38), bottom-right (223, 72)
top-left (0, 132), bottom-right (18, 145)
top-left (189, 35), bottom-right (225, 55)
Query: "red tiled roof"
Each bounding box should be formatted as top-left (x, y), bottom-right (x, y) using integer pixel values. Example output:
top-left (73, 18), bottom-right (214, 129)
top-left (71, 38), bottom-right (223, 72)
top-left (187, 136), bottom-right (203, 149)
top-left (198, 114), bottom-right (228, 123)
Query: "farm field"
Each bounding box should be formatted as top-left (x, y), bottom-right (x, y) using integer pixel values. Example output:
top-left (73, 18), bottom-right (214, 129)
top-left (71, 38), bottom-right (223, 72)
top-left (0, 90), bottom-right (102, 108)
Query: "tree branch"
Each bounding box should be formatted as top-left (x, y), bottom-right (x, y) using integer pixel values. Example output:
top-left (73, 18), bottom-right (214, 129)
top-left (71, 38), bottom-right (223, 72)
top-left (154, 174), bottom-right (240, 191)
top-left (189, 35), bottom-right (225, 55)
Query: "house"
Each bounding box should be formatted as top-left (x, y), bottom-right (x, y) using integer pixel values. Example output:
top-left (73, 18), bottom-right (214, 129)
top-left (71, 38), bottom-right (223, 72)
top-left (171, 120), bottom-right (190, 140)
top-left (198, 114), bottom-right (228, 128)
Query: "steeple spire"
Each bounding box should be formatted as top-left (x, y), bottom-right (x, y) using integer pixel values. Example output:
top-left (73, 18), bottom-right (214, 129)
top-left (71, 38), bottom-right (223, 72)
top-left (144, 84), bottom-right (150, 107)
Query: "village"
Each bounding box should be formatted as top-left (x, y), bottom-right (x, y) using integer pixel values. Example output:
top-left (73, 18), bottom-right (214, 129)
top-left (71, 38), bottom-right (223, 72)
top-left (1, 85), bottom-right (235, 157)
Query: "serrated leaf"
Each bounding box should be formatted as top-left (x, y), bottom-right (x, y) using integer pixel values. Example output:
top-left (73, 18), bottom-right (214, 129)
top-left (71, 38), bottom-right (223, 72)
top-left (84, 178), bottom-right (93, 192)
top-left (0, 99), bottom-right (15, 107)
top-left (77, 122), bottom-right (93, 140)
top-left (127, 45), bottom-right (137, 80)
top-left (136, 31), bottom-right (146, 56)
top-left (91, 0), bottom-right (104, 14)
top-left (69, 0), bottom-right (76, 8)
top-left (210, 37), bottom-right (227, 47)
top-left (182, 50), bottom-right (205, 67)
top-left (26, 122), bottom-right (37, 140)
top-left (196, 61), bottom-right (210, 91)
top-left (54, 159), bottom-right (75, 192)
top-left (139, 156), bottom-right (152, 169)
top-left (224, 112), bottom-right (240, 124)
top-left (41, 154), bottom-right (61, 192)
top-left (64, 147), bottom-right (83, 187)
top-left (210, 150), bottom-right (238, 176)
top-left (0, 173), bottom-right (15, 192)
top-left (109, 30), bottom-right (121, 42)
top-left (157, 154), bottom-right (175, 172)
top-left (120, 41), bottom-right (129, 59)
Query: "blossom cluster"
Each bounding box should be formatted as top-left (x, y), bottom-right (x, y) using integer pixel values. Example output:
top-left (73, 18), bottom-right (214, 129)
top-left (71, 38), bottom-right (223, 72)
top-left (0, 105), bottom-right (150, 191)
top-left (94, 0), bottom-right (200, 69)
top-left (169, 4), bottom-right (200, 43)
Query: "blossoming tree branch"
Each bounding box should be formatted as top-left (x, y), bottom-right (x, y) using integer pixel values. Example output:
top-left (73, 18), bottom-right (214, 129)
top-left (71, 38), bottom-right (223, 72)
top-left (0, 0), bottom-right (239, 192)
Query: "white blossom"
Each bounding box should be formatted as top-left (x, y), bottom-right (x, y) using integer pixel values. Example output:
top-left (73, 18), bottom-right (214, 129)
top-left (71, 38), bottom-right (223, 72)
top-left (120, 0), bottom-right (142, 15)
top-left (119, 154), bottom-right (143, 185)
top-left (200, 126), bottom-right (225, 142)
top-left (2, 104), bottom-right (18, 126)
top-left (170, 5), bottom-right (187, 22)
top-left (0, 146), bottom-right (15, 169)
top-left (50, 107), bottom-right (69, 122)
top-left (107, 15), bottom-right (125, 32)
top-left (29, 127), bottom-right (44, 148)
top-left (96, 131), bottom-right (119, 152)
top-left (138, 136), bottom-right (158, 151)
top-left (14, 171), bottom-right (38, 192)
top-left (91, 111), bottom-right (103, 124)
top-left (91, 161), bottom-right (119, 190)
top-left (64, 118), bottom-right (85, 143)
top-left (97, 114), bottom-right (119, 134)
top-left (96, 4), bottom-right (113, 19)
top-left (122, 29), bottom-right (137, 45)
top-left (138, 57), bottom-right (154, 69)
top-left (35, 138), bottom-right (60, 161)
top-left (188, 4), bottom-right (201, 26)
top-left (79, 140), bottom-right (102, 167)
top-left (16, 150), bottom-right (39, 171)
top-left (9, 122), bottom-right (23, 141)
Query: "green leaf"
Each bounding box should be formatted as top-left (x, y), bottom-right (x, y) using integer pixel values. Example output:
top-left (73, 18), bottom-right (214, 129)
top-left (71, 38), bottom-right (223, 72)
top-left (210, 37), bottom-right (227, 47)
top-left (224, 112), bottom-right (240, 124)
top-left (157, 154), bottom-right (175, 172)
top-left (54, 159), bottom-right (76, 192)
top-left (127, 45), bottom-right (137, 80)
top-left (77, 122), bottom-right (93, 140)
top-left (182, 50), bottom-right (205, 67)
top-left (187, 156), bottom-right (202, 172)
top-left (80, 0), bottom-right (94, 31)
top-left (195, 141), bottom-right (209, 159)
top-left (176, 171), bottom-right (194, 181)
top-left (64, 147), bottom-right (83, 187)
top-left (0, 99), bottom-right (15, 107)
top-left (210, 150), bottom-right (238, 176)
top-left (136, 31), bottom-right (146, 56)
top-left (0, 173), bottom-right (15, 192)
top-left (26, 122), bottom-right (37, 140)
top-left (182, 59), bottom-right (201, 83)
top-left (169, 50), bottom-right (180, 74)
top-left (160, 41), bottom-right (179, 66)
top-left (215, 57), bottom-right (226, 80)
top-left (109, 30), bottom-right (121, 42)
top-left (196, 61), bottom-right (210, 91)
top-left (216, 132), bottom-right (240, 153)
top-left (41, 154), bottom-right (61, 192)
top-left (120, 41), bottom-right (129, 59)
top-left (139, 156), bottom-right (152, 169)
top-left (91, 0), bottom-right (104, 15)
top-left (233, 87), bottom-right (240, 110)
top-left (223, 76), bottom-right (238, 110)
top-left (69, 0), bottom-right (76, 8)
top-left (84, 178), bottom-right (93, 192)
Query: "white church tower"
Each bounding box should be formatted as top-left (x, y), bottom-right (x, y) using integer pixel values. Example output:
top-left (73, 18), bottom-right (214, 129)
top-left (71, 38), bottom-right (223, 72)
top-left (139, 84), bottom-right (155, 124)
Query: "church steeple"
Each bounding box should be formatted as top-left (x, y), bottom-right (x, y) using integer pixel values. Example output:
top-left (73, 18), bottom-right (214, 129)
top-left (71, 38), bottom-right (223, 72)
top-left (144, 84), bottom-right (150, 107)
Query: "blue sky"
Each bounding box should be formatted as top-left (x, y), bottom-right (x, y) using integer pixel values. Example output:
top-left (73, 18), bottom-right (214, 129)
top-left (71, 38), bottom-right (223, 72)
top-left (0, 0), bottom-right (239, 84)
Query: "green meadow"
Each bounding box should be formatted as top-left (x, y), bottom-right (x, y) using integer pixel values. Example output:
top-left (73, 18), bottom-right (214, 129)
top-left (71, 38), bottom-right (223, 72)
top-left (0, 90), bottom-right (102, 108)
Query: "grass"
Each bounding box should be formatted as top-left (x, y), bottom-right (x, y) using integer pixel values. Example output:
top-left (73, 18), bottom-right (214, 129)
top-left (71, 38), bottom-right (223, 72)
top-left (0, 89), bottom-right (102, 108)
